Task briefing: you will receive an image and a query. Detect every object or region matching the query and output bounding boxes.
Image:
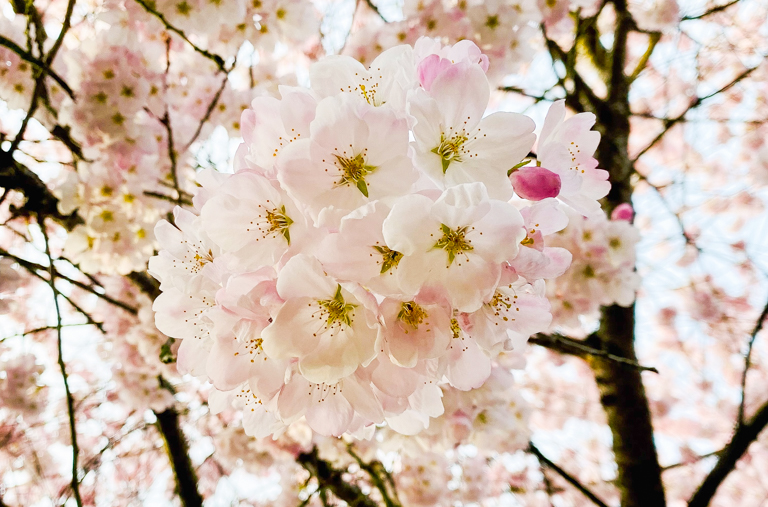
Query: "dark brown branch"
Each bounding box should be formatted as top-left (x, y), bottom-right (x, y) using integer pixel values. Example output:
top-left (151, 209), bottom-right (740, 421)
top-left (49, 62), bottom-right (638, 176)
top-left (41, 220), bottom-right (83, 507)
top-left (362, 0), bottom-right (389, 22)
top-left (154, 408), bottom-right (204, 507)
top-left (297, 447), bottom-right (378, 507)
top-left (0, 247), bottom-right (138, 315)
top-left (181, 71), bottom-right (231, 152)
top-left (530, 333), bottom-right (659, 373)
top-left (688, 399), bottom-right (768, 507)
top-left (681, 0), bottom-right (740, 20)
top-left (132, 0), bottom-right (227, 72)
top-left (529, 443), bottom-right (610, 507)
top-left (348, 445), bottom-right (401, 507)
top-left (0, 35), bottom-right (74, 98)
top-left (738, 300), bottom-right (768, 425)
top-left (0, 152), bottom-right (83, 229)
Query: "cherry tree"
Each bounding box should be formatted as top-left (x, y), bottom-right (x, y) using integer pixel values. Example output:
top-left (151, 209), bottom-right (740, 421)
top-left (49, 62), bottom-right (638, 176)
top-left (0, 0), bottom-right (767, 505)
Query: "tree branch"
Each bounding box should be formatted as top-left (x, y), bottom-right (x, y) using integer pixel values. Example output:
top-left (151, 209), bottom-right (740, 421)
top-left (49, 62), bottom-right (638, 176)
top-left (41, 219), bottom-right (83, 507)
top-left (738, 299), bottom-right (768, 425)
top-left (297, 447), bottom-right (378, 507)
top-left (681, 0), bottom-right (740, 20)
top-left (530, 333), bottom-right (659, 373)
top-left (529, 443), bottom-right (610, 507)
top-left (688, 399), bottom-right (768, 507)
top-left (154, 408), bottom-right (204, 507)
top-left (132, 0), bottom-right (227, 72)
top-left (0, 35), bottom-right (74, 98)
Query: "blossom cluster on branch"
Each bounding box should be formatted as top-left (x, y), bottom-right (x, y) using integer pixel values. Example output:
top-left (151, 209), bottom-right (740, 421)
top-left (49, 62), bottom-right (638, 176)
top-left (150, 38), bottom-right (613, 439)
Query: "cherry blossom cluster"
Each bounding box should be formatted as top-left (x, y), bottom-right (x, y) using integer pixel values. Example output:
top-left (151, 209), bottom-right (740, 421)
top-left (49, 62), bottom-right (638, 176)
top-left (547, 205), bottom-right (641, 328)
top-left (150, 38), bottom-right (610, 438)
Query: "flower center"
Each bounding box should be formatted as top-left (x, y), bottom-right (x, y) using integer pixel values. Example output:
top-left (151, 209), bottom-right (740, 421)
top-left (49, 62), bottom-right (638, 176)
top-left (432, 133), bottom-right (468, 173)
top-left (434, 224), bottom-right (473, 265)
top-left (488, 290), bottom-right (517, 323)
top-left (248, 203), bottom-right (294, 244)
top-left (316, 285), bottom-right (357, 329)
top-left (334, 153), bottom-right (377, 197)
top-left (373, 245), bottom-right (403, 274)
top-left (265, 205), bottom-right (293, 244)
top-left (397, 301), bottom-right (428, 330)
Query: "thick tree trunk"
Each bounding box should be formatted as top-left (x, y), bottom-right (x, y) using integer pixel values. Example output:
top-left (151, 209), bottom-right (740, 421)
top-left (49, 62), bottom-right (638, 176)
top-left (585, 4), bottom-right (667, 501)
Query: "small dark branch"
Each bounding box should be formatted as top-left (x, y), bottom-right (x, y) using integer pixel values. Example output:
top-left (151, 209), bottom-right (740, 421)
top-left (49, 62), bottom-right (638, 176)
top-left (0, 247), bottom-right (138, 315)
top-left (182, 71), bottom-right (231, 152)
top-left (132, 0), bottom-right (227, 71)
top-left (530, 333), bottom-right (659, 373)
top-left (154, 408), bottom-right (204, 507)
top-left (127, 271), bottom-right (162, 300)
top-left (0, 35), bottom-right (74, 98)
top-left (363, 0), bottom-right (389, 22)
top-left (682, 0), bottom-right (740, 20)
top-left (51, 125), bottom-right (86, 160)
top-left (41, 220), bottom-right (83, 507)
top-left (632, 66), bottom-right (758, 162)
top-left (297, 447), bottom-right (378, 507)
top-left (144, 190), bottom-right (194, 207)
top-left (738, 299), bottom-right (768, 425)
top-left (8, 0), bottom-right (77, 154)
top-left (1, 323), bottom-right (90, 342)
top-left (0, 153), bottom-right (83, 229)
top-left (529, 443), bottom-right (610, 507)
top-left (661, 449), bottom-right (721, 471)
top-left (498, 86), bottom-right (551, 103)
top-left (348, 445), bottom-right (402, 507)
top-left (688, 399), bottom-right (768, 507)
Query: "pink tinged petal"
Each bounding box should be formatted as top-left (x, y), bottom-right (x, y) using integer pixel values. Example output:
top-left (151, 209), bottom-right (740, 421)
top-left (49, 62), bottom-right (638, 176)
top-left (342, 375), bottom-right (385, 424)
top-left (208, 388), bottom-right (232, 414)
top-left (521, 199), bottom-right (569, 236)
top-left (242, 403), bottom-right (284, 438)
top-left (538, 99), bottom-right (566, 147)
top-left (152, 289), bottom-right (210, 339)
top-left (305, 388), bottom-right (354, 436)
top-left (469, 200), bottom-right (526, 263)
top-left (611, 203), bottom-right (634, 221)
top-left (206, 333), bottom-right (255, 390)
top-left (261, 298), bottom-right (321, 360)
top-left (444, 338), bottom-right (491, 390)
top-left (417, 54), bottom-right (452, 91)
top-left (431, 182), bottom-right (491, 228)
top-left (277, 374), bottom-right (311, 423)
top-left (276, 254), bottom-right (336, 300)
top-left (386, 410), bottom-right (430, 435)
top-left (428, 61), bottom-right (489, 131)
top-left (176, 335), bottom-right (211, 377)
top-left (510, 166), bottom-right (562, 201)
top-left (370, 357), bottom-right (420, 398)
top-left (382, 194), bottom-right (437, 256)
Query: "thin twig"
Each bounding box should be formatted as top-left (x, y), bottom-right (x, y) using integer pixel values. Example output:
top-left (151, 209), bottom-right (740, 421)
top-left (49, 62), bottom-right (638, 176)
top-left (41, 219), bottom-right (83, 507)
top-left (132, 0), bottom-right (227, 71)
top-left (530, 333), bottom-right (659, 373)
top-left (738, 299), bottom-right (768, 425)
top-left (682, 0), bottom-right (740, 20)
top-left (529, 443), bottom-right (610, 507)
top-left (0, 35), bottom-right (74, 98)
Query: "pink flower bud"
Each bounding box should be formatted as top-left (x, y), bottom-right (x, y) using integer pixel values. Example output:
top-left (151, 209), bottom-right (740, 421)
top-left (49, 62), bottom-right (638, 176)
top-left (611, 203), bottom-right (634, 221)
top-left (417, 54), bottom-right (453, 91)
top-left (509, 166), bottom-right (561, 201)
